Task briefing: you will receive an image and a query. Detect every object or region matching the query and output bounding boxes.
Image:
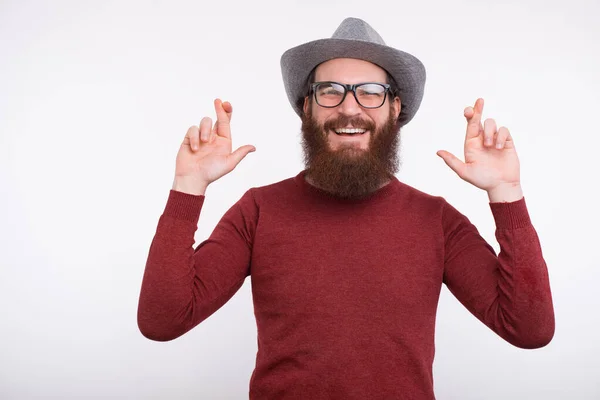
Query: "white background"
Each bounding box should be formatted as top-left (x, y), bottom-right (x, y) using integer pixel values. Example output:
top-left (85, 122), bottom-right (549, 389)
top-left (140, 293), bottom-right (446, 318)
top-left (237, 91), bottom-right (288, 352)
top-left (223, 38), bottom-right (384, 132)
top-left (1, 0), bottom-right (599, 398)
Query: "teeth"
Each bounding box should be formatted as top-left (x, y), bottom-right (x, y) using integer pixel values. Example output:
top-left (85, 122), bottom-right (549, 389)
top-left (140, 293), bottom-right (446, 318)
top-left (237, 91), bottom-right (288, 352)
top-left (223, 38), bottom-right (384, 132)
top-left (334, 128), bottom-right (366, 134)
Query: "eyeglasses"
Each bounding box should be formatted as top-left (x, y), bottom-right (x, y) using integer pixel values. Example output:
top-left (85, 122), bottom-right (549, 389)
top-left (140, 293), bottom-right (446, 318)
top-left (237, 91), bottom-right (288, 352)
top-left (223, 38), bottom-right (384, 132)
top-left (309, 81), bottom-right (392, 109)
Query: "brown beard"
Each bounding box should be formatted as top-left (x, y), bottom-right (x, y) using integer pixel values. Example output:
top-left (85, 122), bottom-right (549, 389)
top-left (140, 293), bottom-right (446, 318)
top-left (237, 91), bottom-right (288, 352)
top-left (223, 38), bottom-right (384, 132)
top-left (300, 103), bottom-right (402, 200)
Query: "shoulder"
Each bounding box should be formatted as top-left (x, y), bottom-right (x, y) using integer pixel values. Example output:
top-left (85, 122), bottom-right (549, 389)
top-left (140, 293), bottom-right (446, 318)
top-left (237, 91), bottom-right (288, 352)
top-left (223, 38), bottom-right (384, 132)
top-left (395, 179), bottom-right (448, 212)
top-left (394, 180), bottom-right (473, 226)
top-left (394, 181), bottom-right (475, 237)
top-left (246, 174), bottom-right (300, 203)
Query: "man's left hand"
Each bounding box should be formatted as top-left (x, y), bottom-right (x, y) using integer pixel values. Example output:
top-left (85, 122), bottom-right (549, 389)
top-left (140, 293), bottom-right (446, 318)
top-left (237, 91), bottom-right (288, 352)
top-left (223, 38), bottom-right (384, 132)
top-left (436, 98), bottom-right (523, 202)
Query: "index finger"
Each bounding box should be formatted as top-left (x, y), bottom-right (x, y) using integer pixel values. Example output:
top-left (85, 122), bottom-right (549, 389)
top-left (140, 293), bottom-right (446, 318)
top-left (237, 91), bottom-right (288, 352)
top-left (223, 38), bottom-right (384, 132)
top-left (222, 101), bottom-right (233, 122)
top-left (465, 98), bottom-right (484, 139)
top-left (214, 98), bottom-right (231, 139)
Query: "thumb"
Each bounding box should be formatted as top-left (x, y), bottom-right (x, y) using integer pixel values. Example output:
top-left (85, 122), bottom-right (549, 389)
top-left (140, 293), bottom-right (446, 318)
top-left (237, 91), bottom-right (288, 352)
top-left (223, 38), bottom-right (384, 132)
top-left (228, 145), bottom-right (256, 168)
top-left (436, 150), bottom-right (467, 178)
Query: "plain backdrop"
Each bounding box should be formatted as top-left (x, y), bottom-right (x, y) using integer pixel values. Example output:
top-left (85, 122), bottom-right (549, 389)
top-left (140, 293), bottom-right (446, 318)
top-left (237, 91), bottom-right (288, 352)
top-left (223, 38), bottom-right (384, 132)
top-left (1, 0), bottom-right (599, 399)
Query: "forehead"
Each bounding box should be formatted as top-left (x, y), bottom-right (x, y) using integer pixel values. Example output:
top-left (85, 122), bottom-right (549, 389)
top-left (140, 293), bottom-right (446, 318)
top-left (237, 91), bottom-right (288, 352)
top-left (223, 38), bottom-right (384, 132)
top-left (315, 58), bottom-right (387, 84)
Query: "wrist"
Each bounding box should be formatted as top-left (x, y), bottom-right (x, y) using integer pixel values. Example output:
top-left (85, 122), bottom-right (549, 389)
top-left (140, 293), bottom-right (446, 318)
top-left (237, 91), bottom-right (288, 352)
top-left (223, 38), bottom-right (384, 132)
top-left (487, 182), bottom-right (523, 203)
top-left (172, 176), bottom-right (209, 196)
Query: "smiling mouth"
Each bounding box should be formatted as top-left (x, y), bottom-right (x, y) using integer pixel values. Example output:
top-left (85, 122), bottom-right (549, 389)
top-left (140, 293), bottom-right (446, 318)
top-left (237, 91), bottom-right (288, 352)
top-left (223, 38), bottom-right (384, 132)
top-left (333, 128), bottom-right (367, 136)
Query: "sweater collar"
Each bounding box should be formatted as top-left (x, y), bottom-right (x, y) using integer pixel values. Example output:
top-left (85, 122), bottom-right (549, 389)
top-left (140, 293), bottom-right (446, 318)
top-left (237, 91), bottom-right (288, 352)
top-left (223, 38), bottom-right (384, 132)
top-left (293, 169), bottom-right (401, 205)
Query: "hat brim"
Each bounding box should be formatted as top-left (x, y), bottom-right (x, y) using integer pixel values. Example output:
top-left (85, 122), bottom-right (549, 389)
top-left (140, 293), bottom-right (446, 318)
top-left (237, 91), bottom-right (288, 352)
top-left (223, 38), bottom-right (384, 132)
top-left (281, 38), bottom-right (426, 126)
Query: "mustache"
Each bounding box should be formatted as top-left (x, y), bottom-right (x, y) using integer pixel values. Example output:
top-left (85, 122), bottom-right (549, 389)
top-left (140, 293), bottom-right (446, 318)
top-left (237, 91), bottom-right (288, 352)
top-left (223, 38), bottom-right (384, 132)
top-left (323, 115), bottom-right (376, 133)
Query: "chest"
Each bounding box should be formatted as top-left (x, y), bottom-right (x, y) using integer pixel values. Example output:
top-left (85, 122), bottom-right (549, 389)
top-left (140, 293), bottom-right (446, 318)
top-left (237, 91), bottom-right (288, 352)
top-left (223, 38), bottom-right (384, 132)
top-left (249, 210), bottom-right (444, 317)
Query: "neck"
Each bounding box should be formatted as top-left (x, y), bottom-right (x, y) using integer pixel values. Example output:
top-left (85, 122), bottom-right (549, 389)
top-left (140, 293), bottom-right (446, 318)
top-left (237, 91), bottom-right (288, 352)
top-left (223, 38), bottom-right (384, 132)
top-left (304, 173), bottom-right (391, 193)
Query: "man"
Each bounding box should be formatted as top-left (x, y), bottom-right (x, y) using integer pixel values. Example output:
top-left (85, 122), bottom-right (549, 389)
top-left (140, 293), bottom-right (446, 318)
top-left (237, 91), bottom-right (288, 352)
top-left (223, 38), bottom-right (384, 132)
top-left (137, 17), bottom-right (555, 399)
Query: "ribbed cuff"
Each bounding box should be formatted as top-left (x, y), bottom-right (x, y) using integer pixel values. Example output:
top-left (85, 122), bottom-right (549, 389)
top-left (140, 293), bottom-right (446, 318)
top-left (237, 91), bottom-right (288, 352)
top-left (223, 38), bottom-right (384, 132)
top-left (489, 196), bottom-right (531, 229)
top-left (162, 190), bottom-right (205, 223)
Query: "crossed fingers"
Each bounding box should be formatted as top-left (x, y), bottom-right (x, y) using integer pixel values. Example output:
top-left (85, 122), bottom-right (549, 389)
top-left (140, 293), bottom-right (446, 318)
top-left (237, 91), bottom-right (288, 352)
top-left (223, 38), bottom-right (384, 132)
top-left (465, 98), bottom-right (513, 150)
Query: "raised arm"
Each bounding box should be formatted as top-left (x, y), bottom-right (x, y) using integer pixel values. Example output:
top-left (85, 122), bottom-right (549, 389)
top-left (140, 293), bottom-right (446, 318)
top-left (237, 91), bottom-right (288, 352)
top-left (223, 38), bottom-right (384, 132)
top-left (137, 99), bottom-right (257, 341)
top-left (441, 198), bottom-right (555, 348)
top-left (436, 98), bottom-right (554, 347)
top-left (137, 189), bottom-right (258, 341)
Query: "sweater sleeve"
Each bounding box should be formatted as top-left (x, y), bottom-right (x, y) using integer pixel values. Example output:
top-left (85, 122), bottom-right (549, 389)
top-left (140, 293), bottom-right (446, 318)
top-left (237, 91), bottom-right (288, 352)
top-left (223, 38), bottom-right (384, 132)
top-left (137, 188), bottom-right (258, 341)
top-left (441, 196), bottom-right (555, 349)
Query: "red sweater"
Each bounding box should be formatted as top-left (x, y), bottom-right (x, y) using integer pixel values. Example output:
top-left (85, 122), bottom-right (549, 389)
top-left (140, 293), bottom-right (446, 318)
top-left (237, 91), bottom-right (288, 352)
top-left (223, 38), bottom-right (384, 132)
top-left (137, 170), bottom-right (555, 399)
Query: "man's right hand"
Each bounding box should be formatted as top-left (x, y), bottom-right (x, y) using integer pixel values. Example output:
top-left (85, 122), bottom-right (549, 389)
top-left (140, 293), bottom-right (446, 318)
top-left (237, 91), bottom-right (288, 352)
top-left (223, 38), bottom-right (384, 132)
top-left (172, 98), bottom-right (256, 195)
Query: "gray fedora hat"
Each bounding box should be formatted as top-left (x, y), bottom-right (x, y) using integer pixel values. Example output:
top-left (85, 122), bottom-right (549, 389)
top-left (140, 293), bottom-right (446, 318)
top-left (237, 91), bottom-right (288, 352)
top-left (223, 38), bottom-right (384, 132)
top-left (280, 17), bottom-right (426, 127)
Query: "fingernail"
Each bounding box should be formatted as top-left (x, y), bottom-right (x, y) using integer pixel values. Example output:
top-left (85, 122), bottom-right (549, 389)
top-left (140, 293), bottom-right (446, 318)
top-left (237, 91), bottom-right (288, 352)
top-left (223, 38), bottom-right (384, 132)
top-left (496, 142), bottom-right (502, 149)
top-left (485, 138), bottom-right (492, 145)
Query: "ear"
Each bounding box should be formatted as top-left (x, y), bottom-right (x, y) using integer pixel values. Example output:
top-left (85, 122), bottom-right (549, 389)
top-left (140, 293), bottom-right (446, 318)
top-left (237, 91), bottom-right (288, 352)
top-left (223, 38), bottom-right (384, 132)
top-left (392, 96), bottom-right (401, 120)
top-left (303, 96), bottom-right (310, 115)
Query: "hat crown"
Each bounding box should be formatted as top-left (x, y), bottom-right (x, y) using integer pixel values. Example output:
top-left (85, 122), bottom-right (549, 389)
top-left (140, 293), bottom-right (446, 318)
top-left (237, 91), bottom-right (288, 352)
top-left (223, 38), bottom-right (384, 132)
top-left (331, 17), bottom-right (386, 45)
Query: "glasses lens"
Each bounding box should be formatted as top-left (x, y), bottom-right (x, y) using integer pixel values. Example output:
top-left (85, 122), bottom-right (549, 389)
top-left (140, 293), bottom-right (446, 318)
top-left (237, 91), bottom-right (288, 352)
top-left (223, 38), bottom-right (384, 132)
top-left (355, 83), bottom-right (387, 108)
top-left (314, 83), bottom-right (345, 107)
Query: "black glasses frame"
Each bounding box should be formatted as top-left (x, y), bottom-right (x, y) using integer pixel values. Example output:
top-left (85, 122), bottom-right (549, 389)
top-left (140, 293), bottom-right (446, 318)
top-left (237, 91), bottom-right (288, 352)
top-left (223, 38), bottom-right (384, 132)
top-left (309, 81), bottom-right (392, 109)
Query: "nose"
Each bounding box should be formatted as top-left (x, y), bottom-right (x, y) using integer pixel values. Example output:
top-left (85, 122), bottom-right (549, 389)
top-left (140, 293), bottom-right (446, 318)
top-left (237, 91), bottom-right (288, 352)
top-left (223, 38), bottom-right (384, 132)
top-left (337, 90), bottom-right (362, 116)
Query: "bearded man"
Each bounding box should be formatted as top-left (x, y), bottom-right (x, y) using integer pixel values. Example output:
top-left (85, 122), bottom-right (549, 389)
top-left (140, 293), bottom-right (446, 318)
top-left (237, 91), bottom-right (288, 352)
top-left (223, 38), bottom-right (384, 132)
top-left (138, 17), bottom-right (555, 400)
